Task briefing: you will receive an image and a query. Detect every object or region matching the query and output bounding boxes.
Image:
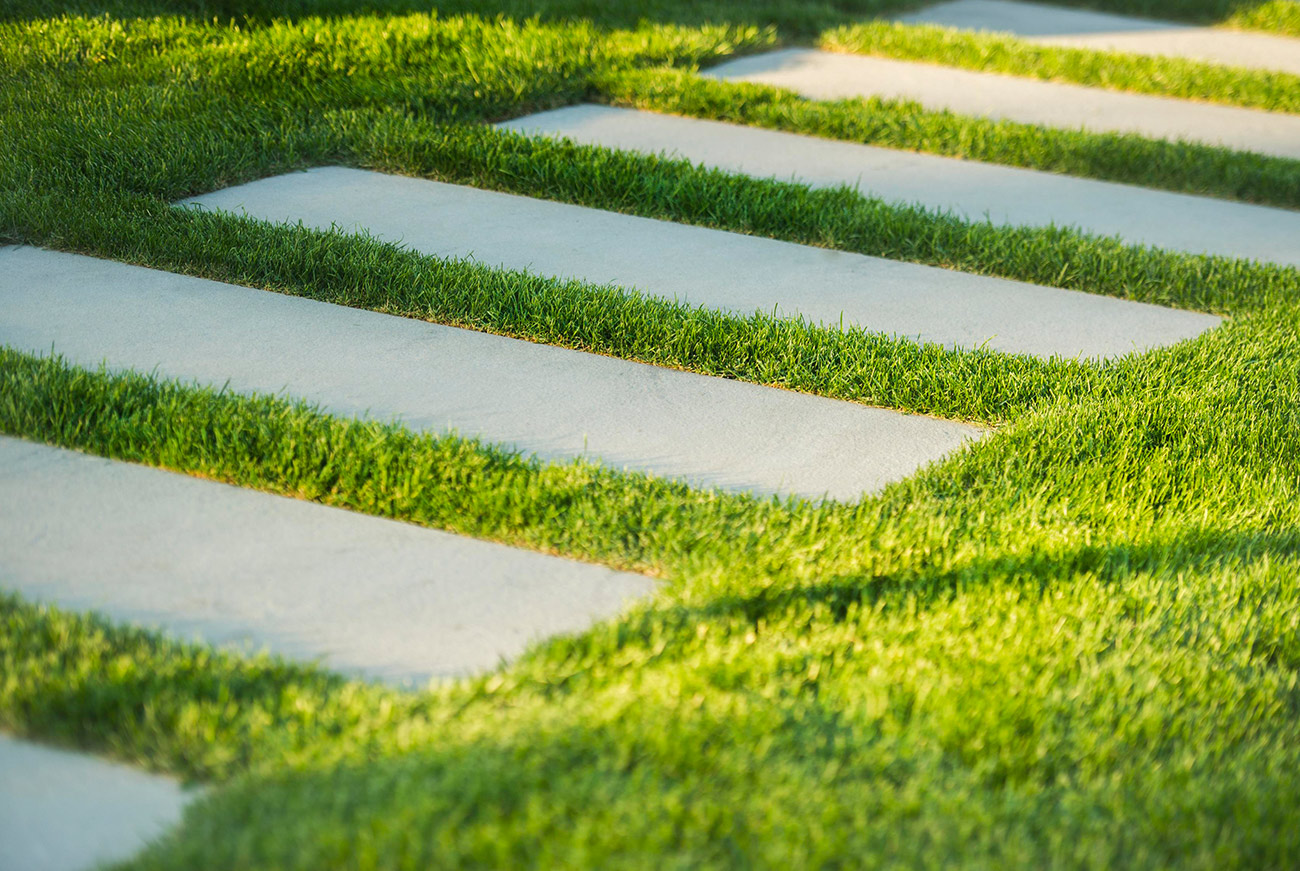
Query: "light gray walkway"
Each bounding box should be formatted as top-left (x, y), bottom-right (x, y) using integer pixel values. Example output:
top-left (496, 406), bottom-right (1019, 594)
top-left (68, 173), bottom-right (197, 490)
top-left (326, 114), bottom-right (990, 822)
top-left (0, 734), bottom-right (190, 871)
top-left (501, 104), bottom-right (1299, 268)
top-left (704, 49), bottom-right (1300, 161)
top-left (0, 246), bottom-right (980, 501)
top-left (0, 437), bottom-right (653, 685)
top-left (181, 166), bottom-right (1220, 358)
top-left (899, 0), bottom-right (1300, 76)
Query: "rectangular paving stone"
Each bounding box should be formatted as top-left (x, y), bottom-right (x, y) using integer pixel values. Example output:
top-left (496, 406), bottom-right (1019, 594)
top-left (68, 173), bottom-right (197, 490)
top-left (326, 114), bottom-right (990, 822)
top-left (181, 166), bottom-right (1221, 358)
top-left (704, 48), bottom-right (1300, 161)
top-left (899, 0), bottom-right (1300, 76)
top-left (0, 734), bottom-right (191, 871)
top-left (0, 246), bottom-right (981, 501)
top-left (500, 104), bottom-right (1299, 268)
top-left (0, 436), bottom-right (655, 685)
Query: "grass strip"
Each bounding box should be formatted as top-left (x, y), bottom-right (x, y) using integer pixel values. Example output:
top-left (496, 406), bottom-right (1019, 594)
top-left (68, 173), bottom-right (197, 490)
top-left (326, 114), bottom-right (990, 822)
top-left (822, 21), bottom-right (1300, 114)
top-left (4, 310), bottom-right (1300, 867)
top-left (1052, 0), bottom-right (1300, 36)
top-left (3, 0), bottom-right (1299, 40)
top-left (26, 196), bottom-right (1090, 423)
top-left (1227, 0), bottom-right (1300, 35)
top-left (0, 592), bottom-right (388, 782)
top-left (0, 0), bottom-right (920, 32)
top-left (347, 112), bottom-right (1299, 315)
top-left (7, 114), bottom-right (1292, 425)
top-left (595, 66), bottom-right (1300, 211)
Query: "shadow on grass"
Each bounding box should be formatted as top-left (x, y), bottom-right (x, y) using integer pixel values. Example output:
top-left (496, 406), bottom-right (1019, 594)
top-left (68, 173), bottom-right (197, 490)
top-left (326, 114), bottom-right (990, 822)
top-left (618, 523), bottom-right (1300, 631)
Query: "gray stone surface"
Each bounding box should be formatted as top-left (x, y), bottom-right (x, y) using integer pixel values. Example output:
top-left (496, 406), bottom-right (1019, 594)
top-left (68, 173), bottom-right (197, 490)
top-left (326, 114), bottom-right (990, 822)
top-left (704, 48), bottom-right (1300, 161)
top-left (0, 246), bottom-right (981, 501)
top-left (0, 437), bottom-right (654, 685)
top-left (182, 166), bottom-right (1221, 357)
top-left (0, 734), bottom-right (191, 871)
top-left (501, 104), bottom-right (1299, 268)
top-left (900, 0), bottom-right (1300, 76)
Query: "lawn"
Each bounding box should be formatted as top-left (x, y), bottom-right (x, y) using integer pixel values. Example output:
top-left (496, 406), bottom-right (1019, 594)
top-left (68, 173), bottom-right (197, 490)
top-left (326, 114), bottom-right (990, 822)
top-left (2, 0), bottom-right (1299, 868)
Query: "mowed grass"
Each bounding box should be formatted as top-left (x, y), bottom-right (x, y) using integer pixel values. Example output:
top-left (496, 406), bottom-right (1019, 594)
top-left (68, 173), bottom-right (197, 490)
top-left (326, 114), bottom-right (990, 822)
top-left (3, 298), bottom-right (1300, 866)
top-left (1056, 0), bottom-right (1300, 36)
top-left (822, 21), bottom-right (1300, 113)
top-left (597, 67), bottom-right (1300, 210)
top-left (3, 2), bottom-right (1300, 869)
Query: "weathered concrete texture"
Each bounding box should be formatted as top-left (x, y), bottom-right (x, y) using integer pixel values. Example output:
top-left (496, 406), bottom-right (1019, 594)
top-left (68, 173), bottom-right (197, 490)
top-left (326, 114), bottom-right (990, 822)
top-left (0, 246), bottom-right (981, 501)
top-left (182, 166), bottom-right (1220, 358)
top-left (0, 734), bottom-right (191, 871)
top-left (0, 437), bottom-right (654, 685)
top-left (900, 0), bottom-right (1300, 76)
top-left (501, 104), bottom-right (1299, 268)
top-left (704, 48), bottom-right (1300, 161)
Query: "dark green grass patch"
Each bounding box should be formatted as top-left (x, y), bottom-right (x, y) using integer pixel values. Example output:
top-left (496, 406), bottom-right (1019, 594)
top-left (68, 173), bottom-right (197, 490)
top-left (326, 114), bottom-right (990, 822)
top-left (597, 67), bottom-right (1300, 211)
top-left (824, 21), bottom-right (1300, 114)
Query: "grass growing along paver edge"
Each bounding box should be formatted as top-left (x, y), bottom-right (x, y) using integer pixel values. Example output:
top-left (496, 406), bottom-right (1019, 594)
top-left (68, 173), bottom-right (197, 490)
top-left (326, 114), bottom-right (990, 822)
top-left (1, 435), bottom-right (657, 687)
top-left (181, 166), bottom-right (1224, 360)
top-left (895, 0), bottom-right (1300, 78)
top-left (818, 20), bottom-right (1300, 114)
top-left (500, 104), bottom-right (1300, 268)
top-left (1, 0), bottom-right (1297, 38)
top-left (4, 3), bottom-right (1300, 868)
top-left (593, 67), bottom-right (1300, 212)
top-left (703, 50), bottom-right (1300, 162)
top-left (3, 291), bottom-right (1300, 864)
top-left (1, 246), bottom-right (987, 501)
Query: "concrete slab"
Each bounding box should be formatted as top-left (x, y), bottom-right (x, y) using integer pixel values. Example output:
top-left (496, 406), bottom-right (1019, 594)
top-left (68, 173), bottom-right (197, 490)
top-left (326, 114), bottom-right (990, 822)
top-left (181, 166), bottom-right (1221, 358)
top-left (499, 104), bottom-right (1300, 268)
top-left (0, 734), bottom-right (190, 871)
top-left (0, 246), bottom-right (981, 501)
top-left (899, 0), bottom-right (1300, 76)
top-left (0, 437), bottom-right (654, 685)
top-left (704, 49), bottom-right (1300, 161)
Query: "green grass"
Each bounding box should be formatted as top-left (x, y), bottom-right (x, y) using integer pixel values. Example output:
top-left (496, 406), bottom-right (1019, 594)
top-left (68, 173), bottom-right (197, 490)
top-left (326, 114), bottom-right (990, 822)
top-left (1057, 0), bottom-right (1300, 36)
top-left (823, 21), bottom-right (1300, 114)
top-left (5, 2), bottom-right (1300, 868)
top-left (1227, 0), bottom-right (1300, 35)
top-left (4, 297), bottom-right (1300, 866)
top-left (597, 67), bottom-right (1300, 210)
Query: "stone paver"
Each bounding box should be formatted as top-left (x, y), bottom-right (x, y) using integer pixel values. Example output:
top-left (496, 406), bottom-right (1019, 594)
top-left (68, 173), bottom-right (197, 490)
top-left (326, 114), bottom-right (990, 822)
top-left (0, 437), bottom-right (654, 685)
top-left (501, 104), bottom-right (1300, 268)
top-left (0, 734), bottom-right (191, 871)
top-left (899, 0), bottom-right (1300, 76)
top-left (181, 166), bottom-right (1221, 357)
top-left (704, 49), bottom-right (1300, 161)
top-left (0, 246), bottom-right (981, 501)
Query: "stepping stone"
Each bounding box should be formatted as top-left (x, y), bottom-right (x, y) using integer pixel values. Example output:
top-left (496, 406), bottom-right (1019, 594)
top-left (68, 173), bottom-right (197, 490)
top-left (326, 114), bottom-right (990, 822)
top-left (0, 246), bottom-right (980, 501)
top-left (500, 104), bottom-right (1300, 268)
top-left (0, 734), bottom-right (191, 871)
top-left (899, 0), bottom-right (1300, 76)
top-left (0, 436), bottom-right (654, 685)
top-left (704, 48), bottom-right (1300, 161)
top-left (181, 166), bottom-right (1222, 358)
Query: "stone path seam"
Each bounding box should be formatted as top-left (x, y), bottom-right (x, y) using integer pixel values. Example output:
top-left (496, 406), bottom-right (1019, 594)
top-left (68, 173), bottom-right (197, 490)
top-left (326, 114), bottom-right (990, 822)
top-left (0, 436), bottom-right (656, 686)
top-left (899, 0), bottom-right (1300, 76)
top-left (180, 166), bottom-right (1222, 359)
top-left (499, 104), bottom-right (1300, 268)
top-left (704, 48), bottom-right (1300, 161)
top-left (0, 246), bottom-right (983, 501)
